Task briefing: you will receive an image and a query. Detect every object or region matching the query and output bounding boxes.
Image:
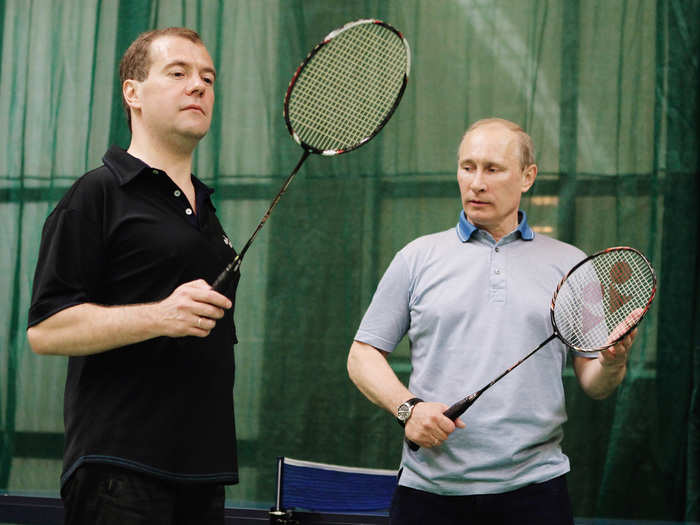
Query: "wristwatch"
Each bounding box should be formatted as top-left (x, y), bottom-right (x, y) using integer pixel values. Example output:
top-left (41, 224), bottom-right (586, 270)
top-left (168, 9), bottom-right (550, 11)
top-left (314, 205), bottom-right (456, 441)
top-left (396, 397), bottom-right (423, 427)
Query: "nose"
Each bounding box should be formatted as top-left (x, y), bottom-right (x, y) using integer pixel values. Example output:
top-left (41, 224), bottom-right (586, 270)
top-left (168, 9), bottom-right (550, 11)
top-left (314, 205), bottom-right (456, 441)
top-left (470, 169), bottom-right (486, 193)
top-left (187, 75), bottom-right (206, 96)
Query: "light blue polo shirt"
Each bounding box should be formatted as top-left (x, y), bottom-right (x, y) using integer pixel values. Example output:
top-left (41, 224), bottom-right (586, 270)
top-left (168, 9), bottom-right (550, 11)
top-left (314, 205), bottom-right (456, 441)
top-left (355, 211), bottom-right (587, 495)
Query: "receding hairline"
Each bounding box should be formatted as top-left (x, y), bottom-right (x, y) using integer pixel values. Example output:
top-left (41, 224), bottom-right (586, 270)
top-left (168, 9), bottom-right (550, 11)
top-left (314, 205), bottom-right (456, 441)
top-left (458, 118), bottom-right (535, 168)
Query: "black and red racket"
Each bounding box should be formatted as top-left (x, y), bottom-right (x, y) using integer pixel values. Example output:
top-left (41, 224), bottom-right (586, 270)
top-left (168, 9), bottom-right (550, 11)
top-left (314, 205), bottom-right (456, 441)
top-left (212, 19), bottom-right (411, 291)
top-left (408, 246), bottom-right (657, 451)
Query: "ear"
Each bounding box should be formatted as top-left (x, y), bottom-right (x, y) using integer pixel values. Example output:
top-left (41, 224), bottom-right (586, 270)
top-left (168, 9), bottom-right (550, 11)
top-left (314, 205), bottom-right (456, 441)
top-left (122, 79), bottom-right (142, 113)
top-left (521, 164), bottom-right (537, 193)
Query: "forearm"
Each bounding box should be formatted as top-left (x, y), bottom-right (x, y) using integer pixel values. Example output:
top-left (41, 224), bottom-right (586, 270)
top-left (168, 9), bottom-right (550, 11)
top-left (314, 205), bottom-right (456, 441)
top-left (28, 279), bottom-right (232, 357)
top-left (574, 356), bottom-right (627, 400)
top-left (27, 302), bottom-right (164, 356)
top-left (347, 340), bottom-right (413, 415)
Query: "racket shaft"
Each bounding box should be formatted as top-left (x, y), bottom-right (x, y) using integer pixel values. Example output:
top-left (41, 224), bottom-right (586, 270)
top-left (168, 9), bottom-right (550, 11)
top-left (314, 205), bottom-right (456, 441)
top-left (211, 150), bottom-right (310, 292)
top-left (408, 333), bottom-right (557, 452)
top-left (443, 333), bottom-right (558, 419)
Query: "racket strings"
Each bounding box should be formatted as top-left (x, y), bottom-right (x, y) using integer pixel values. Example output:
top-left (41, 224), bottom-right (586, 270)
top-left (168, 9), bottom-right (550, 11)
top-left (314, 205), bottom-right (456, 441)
top-left (288, 22), bottom-right (408, 151)
top-left (292, 29), bottom-right (404, 147)
top-left (553, 249), bottom-right (655, 350)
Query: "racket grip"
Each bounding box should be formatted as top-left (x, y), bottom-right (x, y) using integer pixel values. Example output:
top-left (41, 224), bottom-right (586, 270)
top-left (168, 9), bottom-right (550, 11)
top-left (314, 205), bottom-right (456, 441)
top-left (443, 400), bottom-right (469, 420)
top-left (406, 396), bottom-right (475, 452)
top-left (212, 257), bottom-right (241, 293)
top-left (211, 268), bottom-right (230, 293)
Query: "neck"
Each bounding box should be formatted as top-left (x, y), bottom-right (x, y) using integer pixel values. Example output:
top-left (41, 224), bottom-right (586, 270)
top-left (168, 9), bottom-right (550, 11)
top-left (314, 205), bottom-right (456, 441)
top-left (468, 214), bottom-right (519, 243)
top-left (127, 129), bottom-right (197, 186)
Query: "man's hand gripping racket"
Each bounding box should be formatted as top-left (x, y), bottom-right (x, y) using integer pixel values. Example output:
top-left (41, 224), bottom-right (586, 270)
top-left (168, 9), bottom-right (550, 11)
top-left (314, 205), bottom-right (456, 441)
top-left (211, 19), bottom-right (411, 292)
top-left (408, 246), bottom-right (657, 451)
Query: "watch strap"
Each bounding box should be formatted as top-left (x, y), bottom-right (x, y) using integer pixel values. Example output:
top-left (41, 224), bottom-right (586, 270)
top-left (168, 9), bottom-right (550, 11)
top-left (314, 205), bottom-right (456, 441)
top-left (397, 397), bottom-right (423, 427)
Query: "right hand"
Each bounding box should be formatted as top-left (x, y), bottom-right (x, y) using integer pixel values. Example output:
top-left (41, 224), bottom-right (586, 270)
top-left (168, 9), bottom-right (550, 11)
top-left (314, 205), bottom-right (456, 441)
top-left (155, 279), bottom-right (232, 338)
top-left (405, 402), bottom-right (466, 448)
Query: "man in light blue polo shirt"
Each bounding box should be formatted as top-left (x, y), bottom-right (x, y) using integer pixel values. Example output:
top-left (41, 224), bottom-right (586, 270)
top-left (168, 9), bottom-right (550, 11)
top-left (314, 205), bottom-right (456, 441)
top-left (347, 118), bottom-right (637, 524)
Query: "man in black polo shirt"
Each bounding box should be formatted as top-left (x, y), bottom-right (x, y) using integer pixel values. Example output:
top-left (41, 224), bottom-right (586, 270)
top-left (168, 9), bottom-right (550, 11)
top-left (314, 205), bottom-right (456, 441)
top-left (27, 27), bottom-right (239, 524)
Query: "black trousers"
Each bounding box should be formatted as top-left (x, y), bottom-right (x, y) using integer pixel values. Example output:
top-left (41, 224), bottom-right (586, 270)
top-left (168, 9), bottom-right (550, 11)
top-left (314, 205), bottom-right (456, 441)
top-left (61, 464), bottom-right (225, 525)
top-left (390, 474), bottom-right (574, 525)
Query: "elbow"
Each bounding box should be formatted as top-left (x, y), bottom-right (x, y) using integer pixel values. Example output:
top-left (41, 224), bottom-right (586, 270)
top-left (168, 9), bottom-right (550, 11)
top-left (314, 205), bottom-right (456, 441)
top-left (27, 325), bottom-right (52, 355)
top-left (347, 342), bottom-right (366, 387)
top-left (347, 347), bottom-right (358, 384)
top-left (27, 326), bottom-right (42, 354)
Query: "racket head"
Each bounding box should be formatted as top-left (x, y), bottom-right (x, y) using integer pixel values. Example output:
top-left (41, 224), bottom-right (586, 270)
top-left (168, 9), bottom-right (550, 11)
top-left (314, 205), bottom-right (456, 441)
top-left (283, 19), bottom-right (410, 156)
top-left (551, 246), bottom-right (657, 352)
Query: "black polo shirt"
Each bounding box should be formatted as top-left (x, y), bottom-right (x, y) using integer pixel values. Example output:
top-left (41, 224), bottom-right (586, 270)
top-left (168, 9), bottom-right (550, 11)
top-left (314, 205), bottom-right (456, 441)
top-left (28, 146), bottom-right (240, 486)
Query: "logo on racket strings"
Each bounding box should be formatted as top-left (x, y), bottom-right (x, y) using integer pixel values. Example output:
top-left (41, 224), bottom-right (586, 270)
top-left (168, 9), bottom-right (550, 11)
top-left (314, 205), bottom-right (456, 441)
top-left (582, 261), bottom-right (633, 333)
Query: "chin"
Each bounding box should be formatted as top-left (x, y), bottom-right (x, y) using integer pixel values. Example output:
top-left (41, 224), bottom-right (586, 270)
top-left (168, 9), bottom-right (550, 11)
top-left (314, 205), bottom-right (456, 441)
top-left (181, 127), bottom-right (210, 141)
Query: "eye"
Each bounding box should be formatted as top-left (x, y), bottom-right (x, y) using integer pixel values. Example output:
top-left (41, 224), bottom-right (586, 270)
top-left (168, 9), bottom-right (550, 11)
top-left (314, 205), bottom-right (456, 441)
top-left (203, 76), bottom-right (214, 85)
top-left (171, 70), bottom-right (185, 78)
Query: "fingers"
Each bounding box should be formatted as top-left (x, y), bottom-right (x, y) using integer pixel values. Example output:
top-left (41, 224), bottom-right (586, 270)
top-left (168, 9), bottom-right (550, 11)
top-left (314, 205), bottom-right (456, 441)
top-left (600, 327), bottom-right (637, 368)
top-left (405, 402), bottom-right (462, 448)
top-left (185, 279), bottom-right (233, 310)
top-left (606, 308), bottom-right (644, 344)
top-left (158, 279), bottom-right (232, 338)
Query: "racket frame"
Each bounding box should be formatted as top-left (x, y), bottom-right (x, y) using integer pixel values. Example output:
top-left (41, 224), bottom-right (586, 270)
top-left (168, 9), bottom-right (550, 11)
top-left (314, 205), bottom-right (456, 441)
top-left (283, 18), bottom-right (411, 156)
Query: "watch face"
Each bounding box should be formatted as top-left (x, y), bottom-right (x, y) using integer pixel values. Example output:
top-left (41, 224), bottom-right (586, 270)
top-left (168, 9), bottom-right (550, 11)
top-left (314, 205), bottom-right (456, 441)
top-left (397, 403), bottom-right (411, 421)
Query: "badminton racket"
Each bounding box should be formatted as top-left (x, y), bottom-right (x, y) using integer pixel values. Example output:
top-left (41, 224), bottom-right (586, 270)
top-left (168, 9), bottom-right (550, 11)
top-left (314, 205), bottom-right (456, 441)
top-left (408, 246), bottom-right (657, 450)
top-left (212, 19), bottom-right (411, 292)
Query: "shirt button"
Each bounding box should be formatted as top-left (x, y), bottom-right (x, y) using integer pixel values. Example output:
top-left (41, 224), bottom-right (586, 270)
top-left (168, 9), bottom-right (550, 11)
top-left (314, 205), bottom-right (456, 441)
top-left (495, 269), bottom-right (501, 275)
top-left (495, 247), bottom-right (500, 252)
top-left (152, 169), bottom-right (159, 175)
top-left (174, 190), bottom-right (181, 197)
top-left (185, 208), bottom-right (193, 216)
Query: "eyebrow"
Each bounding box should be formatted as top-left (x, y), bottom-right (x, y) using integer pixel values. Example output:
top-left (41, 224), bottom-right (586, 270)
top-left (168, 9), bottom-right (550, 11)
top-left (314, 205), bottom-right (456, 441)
top-left (459, 159), bottom-right (506, 170)
top-left (164, 60), bottom-right (217, 80)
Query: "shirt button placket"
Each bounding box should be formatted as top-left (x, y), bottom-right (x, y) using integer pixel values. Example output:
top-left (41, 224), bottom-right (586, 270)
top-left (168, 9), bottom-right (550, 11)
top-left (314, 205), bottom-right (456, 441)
top-left (491, 244), bottom-right (506, 302)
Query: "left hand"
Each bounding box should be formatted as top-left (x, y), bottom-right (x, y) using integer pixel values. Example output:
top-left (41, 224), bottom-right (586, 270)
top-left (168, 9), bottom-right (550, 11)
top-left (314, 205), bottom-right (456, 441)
top-left (599, 308), bottom-right (643, 370)
top-left (599, 328), bottom-right (637, 370)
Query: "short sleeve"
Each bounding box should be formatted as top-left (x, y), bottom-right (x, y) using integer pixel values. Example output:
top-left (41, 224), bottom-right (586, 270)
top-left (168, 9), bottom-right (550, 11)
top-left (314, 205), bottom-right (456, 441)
top-left (28, 206), bottom-right (103, 327)
top-left (354, 251), bottom-right (411, 352)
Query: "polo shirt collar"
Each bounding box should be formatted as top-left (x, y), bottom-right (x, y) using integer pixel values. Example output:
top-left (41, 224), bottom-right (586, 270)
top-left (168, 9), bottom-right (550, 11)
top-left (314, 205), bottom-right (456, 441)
top-left (103, 145), bottom-right (151, 185)
top-left (102, 145), bottom-right (214, 197)
top-left (456, 210), bottom-right (535, 242)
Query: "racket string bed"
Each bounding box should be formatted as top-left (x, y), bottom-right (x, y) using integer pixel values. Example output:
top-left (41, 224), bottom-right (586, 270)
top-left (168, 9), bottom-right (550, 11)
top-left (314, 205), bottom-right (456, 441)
top-left (553, 248), bottom-right (656, 351)
top-left (288, 23), bottom-right (408, 151)
top-left (290, 58), bottom-right (404, 148)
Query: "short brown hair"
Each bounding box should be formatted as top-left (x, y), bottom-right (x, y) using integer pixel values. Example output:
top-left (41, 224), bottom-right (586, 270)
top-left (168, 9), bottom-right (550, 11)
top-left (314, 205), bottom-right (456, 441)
top-left (119, 27), bottom-right (204, 132)
top-left (461, 118), bottom-right (535, 169)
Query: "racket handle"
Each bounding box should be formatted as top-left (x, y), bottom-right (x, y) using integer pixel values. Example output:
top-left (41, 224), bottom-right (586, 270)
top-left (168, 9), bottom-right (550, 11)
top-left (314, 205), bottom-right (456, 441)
top-left (444, 397), bottom-right (472, 420)
top-left (211, 256), bottom-right (241, 293)
top-left (406, 394), bottom-right (477, 452)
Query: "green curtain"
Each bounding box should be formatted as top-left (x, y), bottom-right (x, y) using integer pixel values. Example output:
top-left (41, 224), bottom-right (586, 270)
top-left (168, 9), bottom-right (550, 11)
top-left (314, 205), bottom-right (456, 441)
top-left (1, 0), bottom-right (698, 520)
